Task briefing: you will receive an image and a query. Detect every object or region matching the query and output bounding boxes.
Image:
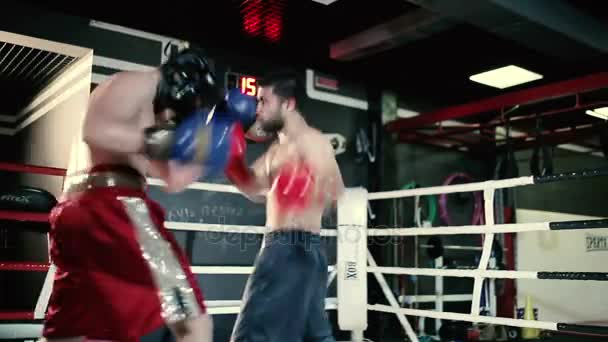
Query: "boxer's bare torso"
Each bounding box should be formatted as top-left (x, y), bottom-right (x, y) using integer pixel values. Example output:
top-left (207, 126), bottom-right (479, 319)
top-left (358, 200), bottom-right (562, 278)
top-left (79, 69), bottom-right (202, 193)
top-left (84, 70), bottom-right (156, 176)
top-left (248, 124), bottom-right (344, 233)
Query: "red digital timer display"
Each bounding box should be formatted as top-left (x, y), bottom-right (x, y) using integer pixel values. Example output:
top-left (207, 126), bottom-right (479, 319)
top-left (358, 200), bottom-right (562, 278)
top-left (240, 76), bottom-right (258, 96)
top-left (225, 72), bottom-right (259, 97)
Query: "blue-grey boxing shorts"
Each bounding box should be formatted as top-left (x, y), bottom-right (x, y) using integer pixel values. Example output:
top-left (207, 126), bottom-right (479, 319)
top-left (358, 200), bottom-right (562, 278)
top-left (230, 230), bottom-right (335, 342)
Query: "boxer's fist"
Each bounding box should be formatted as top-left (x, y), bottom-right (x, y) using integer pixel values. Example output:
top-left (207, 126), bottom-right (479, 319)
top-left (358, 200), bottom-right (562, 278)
top-left (273, 160), bottom-right (315, 212)
top-left (168, 108), bottom-right (243, 179)
top-left (201, 117), bottom-right (238, 177)
top-left (143, 123), bottom-right (176, 160)
top-left (225, 122), bottom-right (254, 187)
top-left (169, 109), bottom-right (211, 163)
top-left (219, 88), bottom-right (257, 131)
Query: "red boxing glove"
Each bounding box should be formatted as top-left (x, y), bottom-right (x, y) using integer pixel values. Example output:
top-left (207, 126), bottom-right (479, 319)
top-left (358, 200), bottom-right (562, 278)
top-left (225, 122), bottom-right (255, 188)
top-left (273, 161), bottom-right (315, 212)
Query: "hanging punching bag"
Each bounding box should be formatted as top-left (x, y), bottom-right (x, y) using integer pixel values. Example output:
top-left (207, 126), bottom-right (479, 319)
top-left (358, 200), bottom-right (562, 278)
top-left (530, 117), bottom-right (553, 177)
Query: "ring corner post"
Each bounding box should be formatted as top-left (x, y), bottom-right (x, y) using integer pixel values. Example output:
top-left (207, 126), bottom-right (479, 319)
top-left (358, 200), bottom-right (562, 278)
top-left (337, 187), bottom-right (369, 341)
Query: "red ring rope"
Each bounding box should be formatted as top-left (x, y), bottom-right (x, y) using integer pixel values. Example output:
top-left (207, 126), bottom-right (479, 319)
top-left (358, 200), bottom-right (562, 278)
top-left (0, 262), bottom-right (50, 271)
top-left (0, 162), bottom-right (66, 176)
top-left (0, 210), bottom-right (49, 222)
top-left (0, 162), bottom-right (65, 321)
top-left (0, 311), bottom-right (35, 320)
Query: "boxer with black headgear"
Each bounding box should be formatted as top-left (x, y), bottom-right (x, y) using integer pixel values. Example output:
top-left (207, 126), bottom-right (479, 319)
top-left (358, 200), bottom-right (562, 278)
top-left (143, 47), bottom-right (221, 160)
top-left (153, 47), bottom-right (222, 122)
top-left (41, 44), bottom-right (257, 342)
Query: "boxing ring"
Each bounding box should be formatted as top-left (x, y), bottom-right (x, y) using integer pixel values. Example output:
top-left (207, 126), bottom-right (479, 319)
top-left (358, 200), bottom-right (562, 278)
top-left (1, 162), bottom-right (608, 341)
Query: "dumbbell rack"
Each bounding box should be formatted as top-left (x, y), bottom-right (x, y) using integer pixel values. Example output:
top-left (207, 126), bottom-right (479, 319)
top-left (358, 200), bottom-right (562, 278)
top-left (0, 162), bottom-right (66, 338)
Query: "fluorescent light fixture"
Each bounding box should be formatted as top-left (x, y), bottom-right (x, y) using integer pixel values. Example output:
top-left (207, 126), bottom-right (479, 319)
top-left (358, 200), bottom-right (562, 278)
top-left (311, 0), bottom-right (340, 4)
top-left (495, 126), bottom-right (527, 138)
top-left (469, 65), bottom-right (543, 89)
top-left (585, 109), bottom-right (608, 120)
top-left (557, 144), bottom-right (592, 153)
top-left (397, 108), bottom-right (419, 118)
top-left (441, 120), bottom-right (470, 127)
top-left (594, 107), bottom-right (608, 116)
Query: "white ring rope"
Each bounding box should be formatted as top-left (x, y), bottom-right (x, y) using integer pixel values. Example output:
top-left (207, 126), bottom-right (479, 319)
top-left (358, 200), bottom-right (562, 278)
top-left (166, 221), bottom-right (339, 236)
top-left (147, 178), bottom-right (241, 193)
top-left (191, 266), bottom-right (254, 274)
top-left (369, 266), bottom-right (537, 280)
top-left (367, 250), bottom-right (419, 342)
top-left (191, 265), bottom-right (336, 274)
top-left (367, 222), bottom-right (550, 236)
top-left (401, 294), bottom-right (473, 304)
top-left (419, 244), bottom-right (503, 251)
top-left (369, 304), bottom-right (558, 331)
top-left (472, 188), bottom-right (496, 316)
top-left (368, 176), bottom-right (534, 200)
top-left (166, 222), bottom-right (268, 234)
top-left (207, 300), bottom-right (244, 307)
top-left (206, 298), bottom-right (338, 315)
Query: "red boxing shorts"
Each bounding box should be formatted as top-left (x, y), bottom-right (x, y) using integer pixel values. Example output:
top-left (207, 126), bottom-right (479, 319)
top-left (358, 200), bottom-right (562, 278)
top-left (42, 164), bottom-right (206, 342)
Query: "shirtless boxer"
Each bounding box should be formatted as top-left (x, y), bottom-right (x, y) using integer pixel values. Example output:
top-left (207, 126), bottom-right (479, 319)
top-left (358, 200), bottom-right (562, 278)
top-left (42, 47), bottom-right (257, 342)
top-left (225, 70), bottom-right (345, 341)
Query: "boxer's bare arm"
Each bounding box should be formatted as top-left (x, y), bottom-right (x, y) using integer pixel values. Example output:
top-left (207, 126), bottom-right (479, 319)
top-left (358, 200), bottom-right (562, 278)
top-left (84, 70), bottom-right (204, 193)
top-left (235, 143), bottom-right (278, 203)
top-left (302, 131), bottom-right (345, 207)
top-left (83, 70), bottom-right (158, 153)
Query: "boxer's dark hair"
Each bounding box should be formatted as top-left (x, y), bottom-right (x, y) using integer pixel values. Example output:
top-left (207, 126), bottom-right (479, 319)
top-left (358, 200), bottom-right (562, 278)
top-left (259, 70), bottom-right (303, 110)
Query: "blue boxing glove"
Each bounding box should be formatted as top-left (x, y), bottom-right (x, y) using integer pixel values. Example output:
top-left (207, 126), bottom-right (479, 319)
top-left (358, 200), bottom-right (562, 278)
top-left (168, 109), bottom-right (207, 163)
top-left (168, 108), bottom-right (241, 178)
top-left (217, 88), bottom-right (257, 131)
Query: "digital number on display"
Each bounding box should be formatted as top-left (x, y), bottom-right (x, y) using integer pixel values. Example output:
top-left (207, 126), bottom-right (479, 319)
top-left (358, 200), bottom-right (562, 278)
top-left (225, 72), bottom-right (259, 97)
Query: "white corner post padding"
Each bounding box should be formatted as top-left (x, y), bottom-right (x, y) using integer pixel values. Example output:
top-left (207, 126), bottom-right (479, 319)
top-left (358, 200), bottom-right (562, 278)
top-left (337, 187), bottom-right (368, 336)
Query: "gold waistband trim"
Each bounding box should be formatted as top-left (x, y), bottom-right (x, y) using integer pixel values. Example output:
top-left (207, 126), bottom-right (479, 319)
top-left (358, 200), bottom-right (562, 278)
top-left (64, 171), bottom-right (146, 193)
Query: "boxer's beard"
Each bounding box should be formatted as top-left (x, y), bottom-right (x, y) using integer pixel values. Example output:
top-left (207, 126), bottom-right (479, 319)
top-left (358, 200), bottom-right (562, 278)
top-left (261, 118), bottom-right (283, 133)
top-left (261, 112), bottom-right (284, 133)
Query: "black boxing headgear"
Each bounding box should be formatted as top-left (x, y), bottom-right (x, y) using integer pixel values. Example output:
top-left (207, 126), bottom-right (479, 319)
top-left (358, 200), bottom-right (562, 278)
top-left (154, 47), bottom-right (222, 120)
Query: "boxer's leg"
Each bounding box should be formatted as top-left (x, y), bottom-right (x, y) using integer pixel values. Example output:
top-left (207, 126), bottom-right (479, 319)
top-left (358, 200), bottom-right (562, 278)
top-left (230, 237), bottom-right (318, 342)
top-left (169, 314), bottom-right (213, 342)
top-left (43, 202), bottom-right (114, 341)
top-left (304, 248), bottom-right (335, 342)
